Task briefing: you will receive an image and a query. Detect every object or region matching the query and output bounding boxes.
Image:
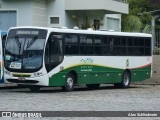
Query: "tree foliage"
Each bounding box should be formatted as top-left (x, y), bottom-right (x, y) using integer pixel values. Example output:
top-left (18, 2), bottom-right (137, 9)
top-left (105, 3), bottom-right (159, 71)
top-left (122, 15), bottom-right (142, 32)
top-left (122, 0), bottom-right (152, 32)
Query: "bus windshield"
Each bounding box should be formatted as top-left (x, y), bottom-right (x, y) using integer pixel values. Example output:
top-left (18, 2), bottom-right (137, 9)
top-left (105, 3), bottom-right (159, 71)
top-left (5, 29), bottom-right (47, 72)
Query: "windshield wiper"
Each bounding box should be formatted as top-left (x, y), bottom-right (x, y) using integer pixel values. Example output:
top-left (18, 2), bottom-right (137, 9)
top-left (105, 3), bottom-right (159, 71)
top-left (26, 36), bottom-right (38, 49)
top-left (15, 36), bottom-right (21, 48)
top-left (15, 36), bottom-right (22, 55)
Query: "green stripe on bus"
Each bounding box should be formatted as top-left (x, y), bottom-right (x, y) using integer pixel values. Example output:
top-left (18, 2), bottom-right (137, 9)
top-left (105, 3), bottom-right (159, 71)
top-left (49, 64), bottom-right (151, 86)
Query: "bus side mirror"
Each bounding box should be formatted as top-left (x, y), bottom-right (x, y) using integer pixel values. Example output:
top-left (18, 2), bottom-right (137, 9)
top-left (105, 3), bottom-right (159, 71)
top-left (2, 34), bottom-right (7, 48)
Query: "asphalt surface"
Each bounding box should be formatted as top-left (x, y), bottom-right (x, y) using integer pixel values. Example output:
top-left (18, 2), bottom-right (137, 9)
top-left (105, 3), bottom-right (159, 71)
top-left (0, 84), bottom-right (159, 120)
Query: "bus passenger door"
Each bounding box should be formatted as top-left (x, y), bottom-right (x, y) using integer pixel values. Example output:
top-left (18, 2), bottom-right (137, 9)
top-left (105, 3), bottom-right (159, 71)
top-left (45, 33), bottom-right (63, 73)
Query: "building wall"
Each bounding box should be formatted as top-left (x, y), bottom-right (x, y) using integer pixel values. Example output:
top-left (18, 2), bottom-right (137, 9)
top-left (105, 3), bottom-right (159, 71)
top-left (65, 0), bottom-right (128, 14)
top-left (0, 0), bottom-right (125, 31)
top-left (47, 0), bottom-right (65, 27)
top-left (32, 0), bottom-right (47, 27)
top-left (0, 11), bottom-right (16, 31)
top-left (0, 0), bottom-right (32, 26)
top-left (65, 11), bottom-right (106, 29)
top-left (46, 0), bottom-right (123, 30)
top-left (65, 11), bottom-right (121, 31)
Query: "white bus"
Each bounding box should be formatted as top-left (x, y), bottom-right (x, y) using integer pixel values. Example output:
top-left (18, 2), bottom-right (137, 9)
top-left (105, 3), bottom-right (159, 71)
top-left (4, 27), bottom-right (152, 92)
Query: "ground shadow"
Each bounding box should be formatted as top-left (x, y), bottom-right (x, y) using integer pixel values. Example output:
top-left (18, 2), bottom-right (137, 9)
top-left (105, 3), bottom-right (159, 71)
top-left (0, 84), bottom-right (151, 93)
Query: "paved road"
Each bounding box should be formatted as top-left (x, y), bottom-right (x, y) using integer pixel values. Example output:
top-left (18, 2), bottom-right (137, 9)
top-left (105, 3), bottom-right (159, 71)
top-left (0, 84), bottom-right (159, 120)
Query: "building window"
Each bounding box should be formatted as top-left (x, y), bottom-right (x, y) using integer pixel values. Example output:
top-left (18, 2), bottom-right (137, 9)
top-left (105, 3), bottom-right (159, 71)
top-left (0, 11), bottom-right (17, 31)
top-left (50, 16), bottom-right (60, 25)
top-left (107, 17), bottom-right (120, 31)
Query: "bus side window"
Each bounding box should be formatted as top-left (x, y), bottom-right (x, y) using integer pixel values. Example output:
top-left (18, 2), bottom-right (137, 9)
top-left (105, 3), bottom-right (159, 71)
top-left (127, 37), bottom-right (134, 55)
top-left (94, 36), bottom-right (103, 55)
top-left (145, 38), bottom-right (151, 56)
top-left (80, 35), bottom-right (93, 55)
top-left (121, 37), bottom-right (127, 56)
top-left (109, 37), bottom-right (114, 55)
top-left (51, 37), bottom-right (62, 63)
top-left (64, 34), bottom-right (79, 55)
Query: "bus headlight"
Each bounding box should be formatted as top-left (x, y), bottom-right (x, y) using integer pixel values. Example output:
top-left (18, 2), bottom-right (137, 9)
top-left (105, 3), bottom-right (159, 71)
top-left (34, 72), bottom-right (42, 77)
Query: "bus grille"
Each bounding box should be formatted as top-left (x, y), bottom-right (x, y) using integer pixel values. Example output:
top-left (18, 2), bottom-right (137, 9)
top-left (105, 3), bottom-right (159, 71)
top-left (7, 79), bottom-right (39, 84)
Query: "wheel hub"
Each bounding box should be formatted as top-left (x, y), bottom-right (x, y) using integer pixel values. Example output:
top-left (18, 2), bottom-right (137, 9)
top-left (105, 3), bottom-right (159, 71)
top-left (124, 75), bottom-right (129, 86)
top-left (67, 77), bottom-right (73, 88)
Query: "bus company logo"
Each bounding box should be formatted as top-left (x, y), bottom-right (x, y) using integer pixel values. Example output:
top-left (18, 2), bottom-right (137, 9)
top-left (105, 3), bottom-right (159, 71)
top-left (1, 112), bottom-right (42, 118)
top-left (2, 112), bottom-right (11, 117)
top-left (81, 58), bottom-right (94, 64)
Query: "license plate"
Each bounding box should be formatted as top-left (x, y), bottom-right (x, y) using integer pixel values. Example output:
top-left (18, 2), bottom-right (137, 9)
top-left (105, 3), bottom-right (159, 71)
top-left (18, 78), bottom-right (25, 80)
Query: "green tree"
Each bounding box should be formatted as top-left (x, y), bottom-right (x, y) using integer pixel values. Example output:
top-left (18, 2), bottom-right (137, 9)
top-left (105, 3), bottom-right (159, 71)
top-left (122, 0), bottom-right (152, 32)
top-left (122, 15), bottom-right (142, 32)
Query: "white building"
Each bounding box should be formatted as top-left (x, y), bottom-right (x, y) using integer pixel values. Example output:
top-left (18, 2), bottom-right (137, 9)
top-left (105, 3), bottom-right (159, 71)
top-left (0, 0), bottom-right (128, 31)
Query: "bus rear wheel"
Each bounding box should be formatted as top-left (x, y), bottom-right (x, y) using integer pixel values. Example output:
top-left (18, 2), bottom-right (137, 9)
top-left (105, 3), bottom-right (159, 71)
top-left (62, 73), bottom-right (75, 92)
top-left (86, 84), bottom-right (100, 90)
top-left (29, 86), bottom-right (41, 92)
top-left (114, 71), bottom-right (130, 88)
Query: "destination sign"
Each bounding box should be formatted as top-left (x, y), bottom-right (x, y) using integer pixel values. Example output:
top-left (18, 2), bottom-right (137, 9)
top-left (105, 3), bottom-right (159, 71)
top-left (16, 31), bottom-right (39, 35)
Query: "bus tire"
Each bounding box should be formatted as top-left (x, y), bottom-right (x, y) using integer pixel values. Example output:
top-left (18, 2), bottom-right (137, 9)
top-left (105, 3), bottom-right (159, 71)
top-left (29, 86), bottom-right (41, 92)
top-left (86, 84), bottom-right (100, 89)
top-left (114, 71), bottom-right (130, 88)
top-left (63, 73), bottom-right (75, 92)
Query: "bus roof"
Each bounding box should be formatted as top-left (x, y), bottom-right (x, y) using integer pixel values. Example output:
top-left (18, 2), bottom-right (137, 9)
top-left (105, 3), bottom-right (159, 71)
top-left (9, 26), bottom-right (152, 38)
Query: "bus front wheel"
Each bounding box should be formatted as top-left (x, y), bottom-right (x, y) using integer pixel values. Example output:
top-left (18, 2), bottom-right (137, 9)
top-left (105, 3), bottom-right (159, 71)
top-left (114, 71), bottom-right (130, 88)
top-left (62, 73), bottom-right (75, 92)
